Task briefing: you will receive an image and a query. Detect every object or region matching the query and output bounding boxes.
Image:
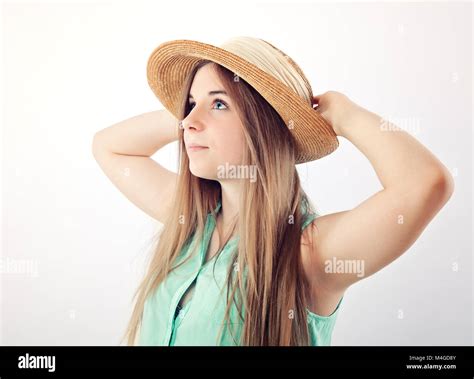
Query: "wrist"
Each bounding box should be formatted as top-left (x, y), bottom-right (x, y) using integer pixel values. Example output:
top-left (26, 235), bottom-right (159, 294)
top-left (335, 104), bottom-right (366, 137)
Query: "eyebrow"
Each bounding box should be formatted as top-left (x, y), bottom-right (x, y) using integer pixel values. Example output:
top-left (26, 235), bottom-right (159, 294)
top-left (188, 90), bottom-right (228, 99)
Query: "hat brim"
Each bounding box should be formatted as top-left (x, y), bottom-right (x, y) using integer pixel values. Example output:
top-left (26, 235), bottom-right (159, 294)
top-left (146, 39), bottom-right (339, 163)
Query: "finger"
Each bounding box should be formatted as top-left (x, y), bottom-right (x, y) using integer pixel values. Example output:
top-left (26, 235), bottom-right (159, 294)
top-left (313, 94), bottom-right (323, 106)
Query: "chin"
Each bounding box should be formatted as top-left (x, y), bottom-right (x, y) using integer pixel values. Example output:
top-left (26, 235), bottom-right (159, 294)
top-left (189, 164), bottom-right (217, 181)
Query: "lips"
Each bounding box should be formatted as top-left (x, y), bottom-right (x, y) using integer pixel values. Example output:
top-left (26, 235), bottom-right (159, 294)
top-left (186, 140), bottom-right (208, 148)
top-left (187, 146), bottom-right (208, 152)
top-left (186, 142), bottom-right (209, 154)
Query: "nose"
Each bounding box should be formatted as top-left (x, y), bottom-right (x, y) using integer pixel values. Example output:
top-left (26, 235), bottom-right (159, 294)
top-left (181, 105), bottom-right (205, 132)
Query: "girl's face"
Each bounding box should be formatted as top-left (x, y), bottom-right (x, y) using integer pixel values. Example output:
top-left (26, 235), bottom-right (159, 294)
top-left (182, 64), bottom-right (246, 180)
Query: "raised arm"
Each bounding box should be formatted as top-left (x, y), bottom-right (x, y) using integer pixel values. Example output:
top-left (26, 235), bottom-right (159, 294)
top-left (308, 92), bottom-right (454, 294)
top-left (92, 108), bottom-right (180, 224)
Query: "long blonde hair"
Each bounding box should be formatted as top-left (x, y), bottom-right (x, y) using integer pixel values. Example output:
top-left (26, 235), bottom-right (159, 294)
top-left (122, 36), bottom-right (320, 346)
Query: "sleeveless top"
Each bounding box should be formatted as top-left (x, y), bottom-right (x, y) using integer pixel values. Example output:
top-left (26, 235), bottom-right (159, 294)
top-left (137, 199), bottom-right (343, 346)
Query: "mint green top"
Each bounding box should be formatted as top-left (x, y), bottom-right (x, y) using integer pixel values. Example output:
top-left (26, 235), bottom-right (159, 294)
top-left (138, 199), bottom-right (343, 346)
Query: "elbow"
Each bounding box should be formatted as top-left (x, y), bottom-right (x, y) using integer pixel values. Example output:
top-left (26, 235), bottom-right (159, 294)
top-left (91, 134), bottom-right (99, 159)
top-left (424, 166), bottom-right (455, 206)
top-left (406, 168), bottom-right (455, 224)
top-left (92, 132), bottom-right (105, 160)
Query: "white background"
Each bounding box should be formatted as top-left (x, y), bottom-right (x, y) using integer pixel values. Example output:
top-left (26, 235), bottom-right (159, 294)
top-left (1, 0), bottom-right (472, 345)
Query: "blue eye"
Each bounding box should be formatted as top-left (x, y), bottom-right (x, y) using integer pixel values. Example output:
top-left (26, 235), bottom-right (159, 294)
top-left (188, 98), bottom-right (228, 111)
top-left (213, 99), bottom-right (228, 110)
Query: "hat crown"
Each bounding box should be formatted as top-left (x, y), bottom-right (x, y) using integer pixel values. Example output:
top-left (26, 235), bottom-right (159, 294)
top-left (219, 37), bottom-right (313, 106)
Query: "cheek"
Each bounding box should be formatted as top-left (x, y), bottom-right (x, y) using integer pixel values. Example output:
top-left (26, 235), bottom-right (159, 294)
top-left (214, 126), bottom-right (245, 164)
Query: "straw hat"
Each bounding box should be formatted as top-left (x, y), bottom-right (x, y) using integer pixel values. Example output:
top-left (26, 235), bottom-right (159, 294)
top-left (146, 37), bottom-right (339, 163)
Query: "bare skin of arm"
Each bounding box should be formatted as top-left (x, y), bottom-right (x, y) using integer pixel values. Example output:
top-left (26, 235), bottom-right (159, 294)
top-left (92, 108), bottom-right (179, 224)
top-left (302, 91), bottom-right (454, 316)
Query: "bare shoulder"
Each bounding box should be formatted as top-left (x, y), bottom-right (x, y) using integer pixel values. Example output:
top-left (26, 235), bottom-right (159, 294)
top-left (300, 214), bottom-right (347, 317)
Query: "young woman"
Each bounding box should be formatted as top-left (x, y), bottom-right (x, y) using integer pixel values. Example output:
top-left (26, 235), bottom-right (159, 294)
top-left (92, 37), bottom-right (454, 346)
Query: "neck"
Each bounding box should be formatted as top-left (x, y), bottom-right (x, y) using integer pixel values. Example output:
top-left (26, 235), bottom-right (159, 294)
top-left (218, 180), bottom-right (240, 235)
